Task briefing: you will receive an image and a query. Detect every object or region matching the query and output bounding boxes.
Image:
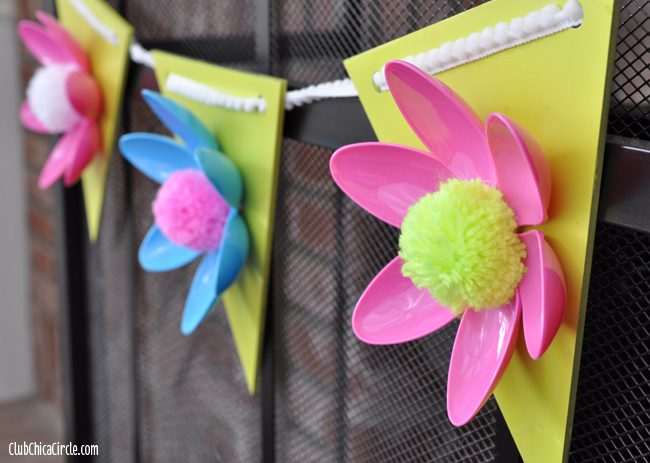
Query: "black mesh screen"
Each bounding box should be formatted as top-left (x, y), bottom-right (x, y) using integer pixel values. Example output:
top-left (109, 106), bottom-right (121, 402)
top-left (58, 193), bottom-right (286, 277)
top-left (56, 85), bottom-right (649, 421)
top-left (271, 139), bottom-right (498, 463)
top-left (78, 1), bottom-right (650, 463)
top-left (569, 223), bottom-right (650, 462)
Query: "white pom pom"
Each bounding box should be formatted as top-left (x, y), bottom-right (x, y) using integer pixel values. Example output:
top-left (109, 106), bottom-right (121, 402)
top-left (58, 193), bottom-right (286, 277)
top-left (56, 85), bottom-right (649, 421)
top-left (524, 11), bottom-right (540, 34)
top-left (257, 98), bottom-right (267, 113)
top-left (480, 27), bottom-right (495, 50)
top-left (439, 42), bottom-right (454, 64)
top-left (404, 55), bottom-right (416, 65)
top-left (244, 99), bottom-right (257, 112)
top-left (563, 0), bottom-right (584, 22)
top-left (555, 10), bottom-right (567, 23)
top-left (494, 22), bottom-right (510, 45)
top-left (426, 49), bottom-right (440, 71)
top-left (234, 99), bottom-right (244, 111)
top-left (373, 71), bottom-right (383, 88)
top-left (26, 64), bottom-right (83, 133)
top-left (540, 4), bottom-right (560, 28)
top-left (415, 52), bottom-right (428, 71)
top-left (466, 32), bottom-right (482, 55)
top-left (509, 17), bottom-right (525, 39)
top-left (453, 38), bottom-right (468, 61)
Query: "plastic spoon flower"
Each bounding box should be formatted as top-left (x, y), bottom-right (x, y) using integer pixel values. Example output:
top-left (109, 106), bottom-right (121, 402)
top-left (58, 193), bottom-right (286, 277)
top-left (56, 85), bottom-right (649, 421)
top-left (18, 11), bottom-right (103, 189)
top-left (330, 61), bottom-right (566, 426)
top-left (119, 90), bottom-right (249, 334)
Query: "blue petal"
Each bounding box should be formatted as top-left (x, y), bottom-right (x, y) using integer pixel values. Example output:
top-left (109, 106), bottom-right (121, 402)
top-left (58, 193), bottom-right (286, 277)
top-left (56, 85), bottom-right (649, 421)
top-left (120, 133), bottom-right (199, 183)
top-left (138, 224), bottom-right (201, 272)
top-left (142, 90), bottom-right (218, 152)
top-left (195, 147), bottom-right (243, 208)
top-left (181, 209), bottom-right (249, 334)
top-left (181, 250), bottom-right (219, 335)
top-left (216, 211), bottom-right (249, 294)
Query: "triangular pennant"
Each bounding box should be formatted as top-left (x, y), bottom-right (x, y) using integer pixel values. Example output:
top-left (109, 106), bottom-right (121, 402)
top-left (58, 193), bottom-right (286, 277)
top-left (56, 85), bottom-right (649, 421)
top-left (152, 51), bottom-right (286, 393)
top-left (344, 1), bottom-right (619, 462)
top-left (56, 0), bottom-right (133, 241)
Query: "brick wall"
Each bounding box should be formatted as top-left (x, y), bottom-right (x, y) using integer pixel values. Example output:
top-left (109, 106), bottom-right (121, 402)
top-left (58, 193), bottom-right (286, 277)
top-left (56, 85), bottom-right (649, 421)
top-left (16, 0), bottom-right (63, 411)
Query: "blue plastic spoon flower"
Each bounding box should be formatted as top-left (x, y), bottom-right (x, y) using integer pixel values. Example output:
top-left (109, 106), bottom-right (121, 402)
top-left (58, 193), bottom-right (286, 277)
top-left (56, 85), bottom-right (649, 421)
top-left (119, 90), bottom-right (249, 334)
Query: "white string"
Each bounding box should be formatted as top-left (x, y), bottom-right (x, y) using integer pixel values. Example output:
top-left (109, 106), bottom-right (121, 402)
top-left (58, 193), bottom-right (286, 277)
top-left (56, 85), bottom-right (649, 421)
top-left (372, 0), bottom-right (584, 91)
top-left (67, 0), bottom-right (119, 46)
top-left (129, 42), bottom-right (156, 68)
top-left (166, 73), bottom-right (267, 113)
top-left (128, 0), bottom-right (583, 111)
top-left (285, 79), bottom-right (358, 110)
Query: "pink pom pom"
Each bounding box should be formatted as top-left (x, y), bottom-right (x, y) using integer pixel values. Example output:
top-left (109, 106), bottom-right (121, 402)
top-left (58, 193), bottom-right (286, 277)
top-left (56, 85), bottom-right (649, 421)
top-left (153, 169), bottom-right (231, 253)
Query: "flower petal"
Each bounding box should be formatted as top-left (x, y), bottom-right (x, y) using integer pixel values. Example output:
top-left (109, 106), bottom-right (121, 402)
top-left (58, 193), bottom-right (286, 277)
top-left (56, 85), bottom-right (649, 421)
top-left (38, 125), bottom-right (79, 189)
top-left (17, 20), bottom-right (78, 67)
top-left (119, 133), bottom-right (199, 184)
top-left (330, 142), bottom-right (455, 228)
top-left (63, 119), bottom-right (101, 186)
top-left (518, 230), bottom-right (566, 360)
top-left (486, 113), bottom-right (551, 226)
top-left (181, 250), bottom-right (220, 335)
top-left (195, 147), bottom-right (243, 208)
top-left (447, 292), bottom-right (521, 426)
top-left (215, 210), bottom-right (249, 295)
top-left (35, 11), bottom-right (90, 72)
top-left (66, 71), bottom-right (102, 120)
top-left (20, 101), bottom-right (50, 134)
top-left (141, 90), bottom-right (218, 152)
top-left (138, 224), bottom-right (201, 272)
top-left (352, 256), bottom-right (457, 345)
top-left (181, 210), bottom-right (249, 335)
top-left (384, 60), bottom-right (495, 184)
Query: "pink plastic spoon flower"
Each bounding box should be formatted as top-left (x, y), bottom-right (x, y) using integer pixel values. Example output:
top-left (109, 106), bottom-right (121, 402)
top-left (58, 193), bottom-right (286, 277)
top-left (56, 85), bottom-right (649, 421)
top-left (330, 61), bottom-right (566, 426)
top-left (18, 11), bottom-right (103, 189)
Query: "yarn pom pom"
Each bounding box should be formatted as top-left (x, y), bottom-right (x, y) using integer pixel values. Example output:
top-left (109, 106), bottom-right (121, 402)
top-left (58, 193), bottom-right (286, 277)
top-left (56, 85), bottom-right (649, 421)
top-left (153, 169), bottom-right (231, 253)
top-left (26, 64), bottom-right (83, 133)
top-left (398, 178), bottom-right (527, 315)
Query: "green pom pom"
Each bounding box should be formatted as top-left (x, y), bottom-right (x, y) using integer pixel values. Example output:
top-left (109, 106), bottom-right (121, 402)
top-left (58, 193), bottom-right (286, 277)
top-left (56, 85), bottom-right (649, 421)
top-left (398, 178), bottom-right (527, 315)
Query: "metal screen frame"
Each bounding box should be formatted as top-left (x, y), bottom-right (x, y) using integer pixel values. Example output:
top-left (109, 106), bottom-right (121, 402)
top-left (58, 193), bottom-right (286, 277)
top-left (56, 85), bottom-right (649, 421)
top-left (54, 1), bottom-right (650, 462)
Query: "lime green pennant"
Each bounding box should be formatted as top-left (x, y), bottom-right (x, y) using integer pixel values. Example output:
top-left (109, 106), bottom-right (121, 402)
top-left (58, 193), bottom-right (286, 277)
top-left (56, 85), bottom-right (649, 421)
top-left (56, 0), bottom-right (133, 241)
top-left (152, 51), bottom-right (286, 394)
top-left (344, 1), bottom-right (619, 462)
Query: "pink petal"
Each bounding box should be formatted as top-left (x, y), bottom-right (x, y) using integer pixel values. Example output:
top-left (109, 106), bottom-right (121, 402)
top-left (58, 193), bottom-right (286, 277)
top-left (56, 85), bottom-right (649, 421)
top-left (66, 71), bottom-right (103, 120)
top-left (330, 142), bottom-right (455, 228)
top-left (384, 60), bottom-right (495, 184)
top-left (36, 11), bottom-right (90, 72)
top-left (447, 292), bottom-right (521, 426)
top-left (20, 100), bottom-right (51, 134)
top-left (518, 230), bottom-right (566, 360)
top-left (486, 113), bottom-right (551, 226)
top-left (352, 256), bottom-right (458, 345)
top-left (38, 129), bottom-right (78, 189)
top-left (17, 20), bottom-right (78, 68)
top-left (63, 119), bottom-right (102, 186)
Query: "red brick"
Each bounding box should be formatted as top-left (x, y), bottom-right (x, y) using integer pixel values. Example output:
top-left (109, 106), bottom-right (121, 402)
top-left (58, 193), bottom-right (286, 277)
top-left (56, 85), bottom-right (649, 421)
top-left (288, 191), bottom-right (336, 255)
top-left (27, 170), bottom-right (54, 209)
top-left (32, 308), bottom-right (62, 410)
top-left (283, 137), bottom-right (336, 193)
top-left (282, 249), bottom-right (336, 322)
top-left (31, 241), bottom-right (56, 279)
top-left (31, 271), bottom-right (58, 317)
top-left (281, 313), bottom-right (337, 390)
top-left (29, 208), bottom-right (55, 243)
top-left (24, 133), bottom-right (54, 170)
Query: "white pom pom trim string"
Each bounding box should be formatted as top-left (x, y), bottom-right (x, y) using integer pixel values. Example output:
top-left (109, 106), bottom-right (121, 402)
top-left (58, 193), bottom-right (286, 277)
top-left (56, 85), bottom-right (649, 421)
top-left (67, 0), bottom-right (119, 46)
top-left (165, 74), bottom-right (268, 113)
top-left (372, 0), bottom-right (584, 91)
top-left (71, 0), bottom-right (583, 111)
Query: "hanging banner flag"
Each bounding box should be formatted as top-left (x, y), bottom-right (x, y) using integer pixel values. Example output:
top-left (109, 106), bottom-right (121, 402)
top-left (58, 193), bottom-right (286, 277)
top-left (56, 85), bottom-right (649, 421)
top-left (136, 51), bottom-right (286, 394)
top-left (53, 0), bottom-right (133, 241)
top-left (341, 1), bottom-right (619, 462)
